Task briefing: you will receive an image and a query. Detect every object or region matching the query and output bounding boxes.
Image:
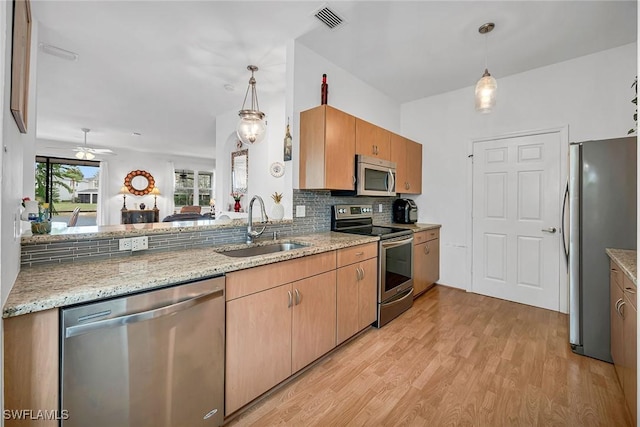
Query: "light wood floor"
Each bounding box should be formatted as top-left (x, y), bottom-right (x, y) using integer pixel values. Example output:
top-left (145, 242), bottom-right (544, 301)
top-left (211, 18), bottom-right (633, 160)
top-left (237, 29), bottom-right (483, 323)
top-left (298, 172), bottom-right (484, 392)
top-left (226, 285), bottom-right (631, 426)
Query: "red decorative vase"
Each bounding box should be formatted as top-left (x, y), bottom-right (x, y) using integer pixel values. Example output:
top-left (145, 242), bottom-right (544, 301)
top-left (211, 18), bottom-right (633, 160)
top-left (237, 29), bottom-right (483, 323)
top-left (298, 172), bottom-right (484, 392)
top-left (234, 200), bottom-right (241, 212)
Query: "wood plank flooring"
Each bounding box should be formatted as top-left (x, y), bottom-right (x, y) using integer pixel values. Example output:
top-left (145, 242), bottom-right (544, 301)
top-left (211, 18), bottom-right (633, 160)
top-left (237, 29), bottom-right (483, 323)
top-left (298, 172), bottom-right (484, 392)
top-left (226, 285), bottom-right (631, 426)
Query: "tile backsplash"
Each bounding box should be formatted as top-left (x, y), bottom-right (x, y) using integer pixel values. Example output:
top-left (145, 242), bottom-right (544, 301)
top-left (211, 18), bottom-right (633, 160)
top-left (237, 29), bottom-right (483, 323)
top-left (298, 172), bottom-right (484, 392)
top-left (20, 190), bottom-right (397, 266)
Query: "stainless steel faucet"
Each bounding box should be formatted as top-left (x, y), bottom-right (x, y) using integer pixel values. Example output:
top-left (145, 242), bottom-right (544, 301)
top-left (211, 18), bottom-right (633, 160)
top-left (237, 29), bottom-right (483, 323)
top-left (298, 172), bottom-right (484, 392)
top-left (246, 195), bottom-right (269, 244)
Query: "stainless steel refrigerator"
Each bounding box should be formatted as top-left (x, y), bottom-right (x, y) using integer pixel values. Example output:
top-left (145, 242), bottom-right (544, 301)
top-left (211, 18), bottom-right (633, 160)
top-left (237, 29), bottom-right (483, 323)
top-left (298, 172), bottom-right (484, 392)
top-left (568, 136), bottom-right (637, 362)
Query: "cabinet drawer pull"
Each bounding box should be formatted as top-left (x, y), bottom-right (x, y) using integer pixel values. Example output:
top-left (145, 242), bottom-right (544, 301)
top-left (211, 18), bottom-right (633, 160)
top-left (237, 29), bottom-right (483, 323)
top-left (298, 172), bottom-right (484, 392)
top-left (615, 298), bottom-right (624, 314)
top-left (295, 288), bottom-right (301, 305)
top-left (355, 251), bottom-right (364, 257)
top-left (288, 290), bottom-right (293, 308)
top-left (618, 300), bottom-right (626, 317)
top-left (625, 287), bottom-right (636, 294)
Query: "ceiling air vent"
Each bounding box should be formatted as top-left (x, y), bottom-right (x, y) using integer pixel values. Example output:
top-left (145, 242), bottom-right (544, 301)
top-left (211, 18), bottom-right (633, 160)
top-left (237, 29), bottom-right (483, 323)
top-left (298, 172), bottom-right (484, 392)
top-left (314, 5), bottom-right (345, 29)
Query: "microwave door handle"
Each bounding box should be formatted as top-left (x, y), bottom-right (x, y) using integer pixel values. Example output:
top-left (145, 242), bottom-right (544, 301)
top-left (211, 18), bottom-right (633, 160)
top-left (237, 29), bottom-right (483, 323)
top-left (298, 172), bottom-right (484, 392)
top-left (387, 169), bottom-right (395, 194)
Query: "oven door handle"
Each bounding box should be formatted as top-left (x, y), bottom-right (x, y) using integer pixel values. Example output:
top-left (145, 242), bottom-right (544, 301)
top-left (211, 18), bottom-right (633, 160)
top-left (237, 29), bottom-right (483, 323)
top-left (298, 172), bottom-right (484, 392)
top-left (381, 236), bottom-right (413, 249)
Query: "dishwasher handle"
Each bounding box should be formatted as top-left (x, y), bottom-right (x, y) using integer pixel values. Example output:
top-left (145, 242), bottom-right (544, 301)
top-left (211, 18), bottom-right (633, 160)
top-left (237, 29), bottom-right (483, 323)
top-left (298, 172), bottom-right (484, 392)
top-left (65, 288), bottom-right (224, 339)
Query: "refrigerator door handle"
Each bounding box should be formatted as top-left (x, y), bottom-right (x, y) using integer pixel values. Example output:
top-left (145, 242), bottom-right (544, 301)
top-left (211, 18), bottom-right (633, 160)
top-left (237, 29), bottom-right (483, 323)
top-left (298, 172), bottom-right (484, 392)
top-left (568, 143), bottom-right (581, 347)
top-left (561, 181), bottom-right (570, 264)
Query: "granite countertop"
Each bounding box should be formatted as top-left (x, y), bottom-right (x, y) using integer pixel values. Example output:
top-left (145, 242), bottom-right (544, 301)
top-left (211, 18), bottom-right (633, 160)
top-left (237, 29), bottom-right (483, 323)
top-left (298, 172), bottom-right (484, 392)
top-left (382, 223), bottom-right (441, 232)
top-left (606, 248), bottom-right (637, 285)
top-left (4, 232), bottom-right (377, 318)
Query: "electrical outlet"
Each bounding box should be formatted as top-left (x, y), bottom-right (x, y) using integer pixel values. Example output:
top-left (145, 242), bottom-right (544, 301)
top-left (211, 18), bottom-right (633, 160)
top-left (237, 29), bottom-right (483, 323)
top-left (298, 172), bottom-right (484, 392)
top-left (295, 205), bottom-right (306, 217)
top-left (119, 238), bottom-right (132, 251)
top-left (131, 236), bottom-right (149, 252)
top-left (378, 204), bottom-right (383, 213)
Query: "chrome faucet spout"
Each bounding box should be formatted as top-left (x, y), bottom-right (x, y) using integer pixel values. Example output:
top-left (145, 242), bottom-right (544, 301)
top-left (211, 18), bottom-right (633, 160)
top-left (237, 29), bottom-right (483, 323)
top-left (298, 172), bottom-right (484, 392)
top-left (247, 195), bottom-right (269, 244)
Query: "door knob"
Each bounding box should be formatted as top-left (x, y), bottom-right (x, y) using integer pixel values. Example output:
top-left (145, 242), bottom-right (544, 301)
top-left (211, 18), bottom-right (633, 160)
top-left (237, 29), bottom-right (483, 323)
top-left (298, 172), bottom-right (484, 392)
top-left (542, 227), bottom-right (557, 233)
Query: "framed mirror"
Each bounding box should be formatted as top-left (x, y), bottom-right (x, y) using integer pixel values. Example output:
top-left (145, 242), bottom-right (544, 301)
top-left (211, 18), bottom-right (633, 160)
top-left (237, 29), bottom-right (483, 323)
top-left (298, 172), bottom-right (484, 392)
top-left (231, 149), bottom-right (248, 194)
top-left (124, 170), bottom-right (155, 195)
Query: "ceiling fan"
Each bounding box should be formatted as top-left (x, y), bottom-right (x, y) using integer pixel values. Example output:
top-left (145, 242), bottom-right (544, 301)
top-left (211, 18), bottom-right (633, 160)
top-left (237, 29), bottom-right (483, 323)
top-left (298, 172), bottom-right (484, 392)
top-left (74, 128), bottom-right (114, 160)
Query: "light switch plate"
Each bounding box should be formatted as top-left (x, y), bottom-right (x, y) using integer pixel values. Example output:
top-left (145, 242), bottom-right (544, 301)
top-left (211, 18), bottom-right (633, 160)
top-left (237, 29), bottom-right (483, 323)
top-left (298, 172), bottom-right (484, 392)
top-left (295, 205), bottom-right (306, 217)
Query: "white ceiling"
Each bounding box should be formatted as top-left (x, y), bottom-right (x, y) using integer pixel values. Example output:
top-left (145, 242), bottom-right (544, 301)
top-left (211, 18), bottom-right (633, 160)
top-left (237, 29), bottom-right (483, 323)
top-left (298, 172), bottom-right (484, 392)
top-left (33, 1), bottom-right (637, 161)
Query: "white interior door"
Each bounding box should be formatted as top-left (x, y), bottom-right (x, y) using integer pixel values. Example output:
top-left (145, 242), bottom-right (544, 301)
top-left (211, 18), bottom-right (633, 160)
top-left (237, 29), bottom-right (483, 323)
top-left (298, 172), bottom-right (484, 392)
top-left (472, 131), bottom-right (561, 311)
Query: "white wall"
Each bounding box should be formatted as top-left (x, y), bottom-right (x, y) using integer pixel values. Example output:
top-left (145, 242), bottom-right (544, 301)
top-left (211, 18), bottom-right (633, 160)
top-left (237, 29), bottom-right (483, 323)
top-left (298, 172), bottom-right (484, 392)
top-left (401, 42), bottom-right (638, 290)
top-left (289, 41), bottom-right (402, 189)
top-left (1, 1), bottom-right (40, 418)
top-left (215, 92), bottom-right (292, 220)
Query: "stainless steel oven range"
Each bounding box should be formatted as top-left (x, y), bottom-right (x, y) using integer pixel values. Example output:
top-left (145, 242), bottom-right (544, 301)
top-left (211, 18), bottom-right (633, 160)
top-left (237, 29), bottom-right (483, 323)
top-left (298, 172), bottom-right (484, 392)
top-left (332, 204), bottom-right (414, 327)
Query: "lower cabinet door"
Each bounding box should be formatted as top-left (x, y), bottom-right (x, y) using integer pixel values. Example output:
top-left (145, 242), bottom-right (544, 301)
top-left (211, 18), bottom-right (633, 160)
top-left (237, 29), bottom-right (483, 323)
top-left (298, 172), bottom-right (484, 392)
top-left (610, 280), bottom-right (624, 383)
top-left (623, 299), bottom-right (637, 425)
top-left (225, 283), bottom-right (292, 415)
top-left (292, 270), bottom-right (337, 373)
top-left (358, 257), bottom-right (378, 329)
top-left (414, 242), bottom-right (429, 296)
top-left (337, 265), bottom-right (360, 345)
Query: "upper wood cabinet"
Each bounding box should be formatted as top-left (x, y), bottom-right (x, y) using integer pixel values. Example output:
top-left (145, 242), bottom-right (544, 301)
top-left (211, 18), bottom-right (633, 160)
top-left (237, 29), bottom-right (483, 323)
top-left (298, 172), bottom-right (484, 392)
top-left (355, 118), bottom-right (390, 160)
top-left (299, 105), bottom-right (422, 194)
top-left (391, 133), bottom-right (422, 194)
top-left (300, 105), bottom-right (356, 190)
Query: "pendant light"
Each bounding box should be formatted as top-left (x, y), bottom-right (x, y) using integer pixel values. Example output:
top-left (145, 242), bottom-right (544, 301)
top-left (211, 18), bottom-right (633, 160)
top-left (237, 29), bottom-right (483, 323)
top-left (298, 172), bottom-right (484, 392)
top-left (475, 22), bottom-right (497, 113)
top-left (237, 65), bottom-right (266, 145)
top-left (76, 128), bottom-right (95, 160)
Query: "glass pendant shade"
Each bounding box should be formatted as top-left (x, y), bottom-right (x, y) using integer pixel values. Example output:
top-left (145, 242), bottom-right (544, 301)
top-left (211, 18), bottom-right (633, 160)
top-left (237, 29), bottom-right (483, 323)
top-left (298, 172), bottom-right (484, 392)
top-left (237, 110), bottom-right (266, 145)
top-left (236, 65), bottom-right (266, 145)
top-left (475, 69), bottom-right (497, 113)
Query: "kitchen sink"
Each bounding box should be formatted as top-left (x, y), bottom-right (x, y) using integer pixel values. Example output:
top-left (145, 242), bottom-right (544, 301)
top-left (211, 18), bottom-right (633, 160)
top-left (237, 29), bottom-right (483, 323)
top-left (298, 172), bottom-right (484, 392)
top-left (217, 242), bottom-right (309, 258)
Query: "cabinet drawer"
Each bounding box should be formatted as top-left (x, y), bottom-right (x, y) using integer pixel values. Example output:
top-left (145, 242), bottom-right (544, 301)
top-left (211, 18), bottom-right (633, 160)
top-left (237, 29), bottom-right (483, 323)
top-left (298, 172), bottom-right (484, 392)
top-left (226, 251), bottom-right (336, 300)
top-left (624, 274), bottom-right (637, 310)
top-left (414, 228), bottom-right (439, 245)
top-left (336, 243), bottom-right (378, 268)
top-left (611, 261), bottom-right (623, 290)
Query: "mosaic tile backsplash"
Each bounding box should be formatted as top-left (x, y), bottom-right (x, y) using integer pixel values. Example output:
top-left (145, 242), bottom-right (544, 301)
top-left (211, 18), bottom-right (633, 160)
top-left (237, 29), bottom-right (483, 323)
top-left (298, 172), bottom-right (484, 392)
top-left (20, 190), bottom-right (398, 266)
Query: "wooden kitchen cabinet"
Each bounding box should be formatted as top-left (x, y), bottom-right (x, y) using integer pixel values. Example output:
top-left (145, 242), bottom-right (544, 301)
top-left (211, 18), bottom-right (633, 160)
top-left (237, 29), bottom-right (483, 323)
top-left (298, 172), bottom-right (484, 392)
top-left (355, 118), bottom-right (390, 160)
top-left (336, 242), bottom-right (378, 344)
top-left (609, 260), bottom-right (637, 426)
top-left (226, 283), bottom-right (292, 415)
top-left (292, 270), bottom-right (337, 372)
top-left (300, 105), bottom-right (356, 190)
top-left (225, 251), bottom-right (337, 415)
top-left (413, 229), bottom-right (440, 297)
top-left (4, 309), bottom-right (59, 427)
top-left (622, 274), bottom-right (637, 426)
top-left (610, 262), bottom-right (625, 383)
top-left (390, 133), bottom-right (422, 194)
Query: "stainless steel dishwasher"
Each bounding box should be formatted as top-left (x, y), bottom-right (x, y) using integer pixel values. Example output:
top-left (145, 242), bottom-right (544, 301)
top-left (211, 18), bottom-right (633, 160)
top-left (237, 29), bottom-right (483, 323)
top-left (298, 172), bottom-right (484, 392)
top-left (60, 276), bottom-right (225, 427)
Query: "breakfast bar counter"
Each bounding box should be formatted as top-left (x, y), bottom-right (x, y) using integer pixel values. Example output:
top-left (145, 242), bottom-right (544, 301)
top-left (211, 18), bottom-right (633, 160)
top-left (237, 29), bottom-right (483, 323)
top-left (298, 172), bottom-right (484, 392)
top-left (4, 232), bottom-right (377, 318)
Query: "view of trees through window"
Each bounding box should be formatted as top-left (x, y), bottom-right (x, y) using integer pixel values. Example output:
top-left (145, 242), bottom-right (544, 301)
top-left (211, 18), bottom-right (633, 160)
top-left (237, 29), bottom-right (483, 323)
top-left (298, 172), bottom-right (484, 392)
top-left (174, 169), bottom-right (213, 208)
top-left (35, 156), bottom-right (101, 226)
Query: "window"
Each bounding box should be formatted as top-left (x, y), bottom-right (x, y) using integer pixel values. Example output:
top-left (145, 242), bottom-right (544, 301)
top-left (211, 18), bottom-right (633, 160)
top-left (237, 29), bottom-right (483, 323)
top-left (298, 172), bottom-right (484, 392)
top-left (197, 172), bottom-right (213, 206)
top-left (34, 156), bottom-right (101, 226)
top-left (174, 169), bottom-right (214, 208)
top-left (174, 170), bottom-right (194, 206)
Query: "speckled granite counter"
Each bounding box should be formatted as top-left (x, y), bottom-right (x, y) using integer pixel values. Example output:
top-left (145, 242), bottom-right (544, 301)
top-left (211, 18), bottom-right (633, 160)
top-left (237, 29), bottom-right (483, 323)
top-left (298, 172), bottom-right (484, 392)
top-left (5, 232), bottom-right (377, 318)
top-left (606, 248), bottom-right (637, 285)
top-left (382, 223), bottom-right (441, 232)
top-left (21, 218), bottom-right (292, 243)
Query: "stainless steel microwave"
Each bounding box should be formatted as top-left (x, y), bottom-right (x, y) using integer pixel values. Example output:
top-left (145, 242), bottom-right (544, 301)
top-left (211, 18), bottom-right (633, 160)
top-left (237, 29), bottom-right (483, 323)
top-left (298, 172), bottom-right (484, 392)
top-left (356, 155), bottom-right (396, 197)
